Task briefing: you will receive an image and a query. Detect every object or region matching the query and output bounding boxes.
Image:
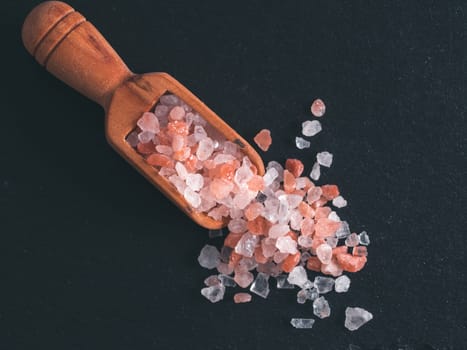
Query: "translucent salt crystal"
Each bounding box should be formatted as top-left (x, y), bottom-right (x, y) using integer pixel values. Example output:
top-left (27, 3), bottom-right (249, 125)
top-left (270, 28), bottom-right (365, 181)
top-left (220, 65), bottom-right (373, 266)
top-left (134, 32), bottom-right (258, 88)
top-left (238, 257), bottom-right (258, 271)
top-left (345, 233), bottom-right (359, 247)
top-left (263, 168), bottom-right (279, 186)
top-left (230, 207), bottom-right (244, 219)
top-left (186, 173), bottom-right (204, 192)
top-left (345, 307), bottom-right (373, 331)
top-left (295, 177), bottom-right (308, 189)
top-left (196, 138), bottom-right (214, 161)
top-left (300, 252), bottom-right (312, 265)
top-left (277, 196), bottom-right (290, 224)
top-left (207, 206), bottom-right (229, 221)
top-left (126, 131), bottom-right (139, 147)
top-left (235, 233), bottom-right (259, 258)
top-left (310, 162), bottom-right (321, 181)
top-left (208, 229), bottom-right (224, 239)
top-left (234, 270), bottom-right (254, 288)
top-left (297, 287), bottom-right (319, 304)
top-left (223, 141), bottom-right (239, 155)
top-left (138, 131), bottom-right (155, 144)
top-left (333, 195), bottom-right (347, 208)
top-left (334, 275), bottom-right (351, 293)
top-left (300, 218), bottom-right (315, 236)
top-left (273, 251), bottom-right (288, 263)
top-left (275, 274), bottom-right (295, 289)
top-left (209, 179), bottom-right (234, 200)
top-left (287, 194), bottom-right (303, 209)
top-left (220, 246), bottom-right (233, 263)
top-left (184, 187), bottom-right (201, 208)
top-left (328, 211), bottom-right (341, 222)
top-left (204, 275), bottom-right (220, 286)
top-left (287, 266), bottom-right (308, 287)
top-left (290, 318), bottom-right (315, 329)
top-left (307, 186), bottom-right (322, 203)
top-left (160, 94), bottom-right (179, 106)
top-left (156, 145), bottom-right (173, 156)
top-left (358, 231), bottom-right (370, 245)
top-left (324, 236), bottom-right (338, 248)
top-left (267, 161), bottom-right (284, 181)
top-left (234, 161), bottom-right (254, 188)
top-left (233, 191), bottom-right (253, 210)
top-left (295, 137), bottom-right (311, 149)
top-left (310, 98), bottom-right (326, 117)
top-left (171, 135), bottom-right (185, 152)
top-left (217, 262), bottom-right (233, 275)
top-left (313, 296), bottom-right (331, 319)
top-left (321, 258), bottom-right (344, 277)
top-left (298, 235), bottom-right (313, 248)
top-left (191, 113), bottom-right (207, 126)
top-left (193, 125), bottom-right (207, 142)
top-left (198, 245), bottom-right (221, 269)
top-left (276, 236), bottom-right (298, 254)
top-left (174, 162), bottom-right (188, 180)
top-left (302, 120), bottom-right (322, 137)
top-left (218, 274), bottom-right (236, 287)
top-left (261, 238), bottom-right (277, 258)
top-left (253, 129), bottom-right (272, 151)
top-left (159, 167), bottom-right (176, 177)
top-left (316, 151), bottom-right (333, 167)
top-left (201, 284), bottom-right (225, 303)
top-left (154, 104), bottom-right (169, 118)
top-left (228, 218), bottom-right (247, 233)
top-left (234, 293), bottom-right (252, 303)
top-left (313, 276), bottom-right (335, 294)
top-left (302, 279), bottom-right (314, 290)
top-left (250, 272), bottom-right (270, 298)
top-left (137, 112), bottom-right (160, 134)
top-left (316, 243), bottom-right (333, 264)
top-left (168, 175), bottom-right (186, 194)
top-left (335, 221), bottom-right (351, 239)
top-left (289, 210), bottom-right (304, 231)
top-left (169, 106), bottom-right (185, 120)
top-left (268, 224), bottom-right (290, 238)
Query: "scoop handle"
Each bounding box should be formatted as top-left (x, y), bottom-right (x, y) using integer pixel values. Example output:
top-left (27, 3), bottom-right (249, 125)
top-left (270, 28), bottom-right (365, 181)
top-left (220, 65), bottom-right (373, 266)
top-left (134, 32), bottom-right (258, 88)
top-left (22, 1), bottom-right (133, 110)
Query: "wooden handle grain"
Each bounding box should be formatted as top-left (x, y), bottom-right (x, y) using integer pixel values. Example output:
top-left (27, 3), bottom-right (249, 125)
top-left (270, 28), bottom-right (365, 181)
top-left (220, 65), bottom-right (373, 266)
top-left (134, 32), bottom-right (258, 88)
top-left (22, 1), bottom-right (133, 109)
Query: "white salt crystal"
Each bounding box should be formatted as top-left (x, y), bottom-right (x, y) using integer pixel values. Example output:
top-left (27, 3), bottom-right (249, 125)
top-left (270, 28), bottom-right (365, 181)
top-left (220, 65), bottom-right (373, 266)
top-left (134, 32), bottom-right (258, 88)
top-left (250, 272), bottom-right (270, 298)
top-left (313, 276), bottom-right (334, 294)
top-left (345, 307), bottom-right (373, 331)
top-left (196, 138), bottom-right (214, 161)
top-left (159, 167), bottom-right (176, 177)
top-left (267, 161), bottom-right (284, 181)
top-left (316, 151), bottom-right (333, 167)
top-left (273, 251), bottom-right (288, 263)
top-left (175, 162), bottom-right (188, 180)
top-left (201, 284), bottom-right (225, 303)
top-left (137, 112), bottom-right (160, 134)
top-left (183, 187), bottom-right (201, 208)
top-left (290, 318), bottom-right (315, 329)
top-left (276, 274), bottom-right (295, 289)
top-left (156, 145), bottom-right (173, 156)
top-left (287, 266), bottom-right (308, 287)
top-left (287, 194), bottom-right (303, 209)
top-left (334, 275), bottom-right (351, 293)
top-left (193, 125), bottom-right (207, 142)
top-left (297, 235), bottom-right (313, 248)
top-left (168, 174), bottom-right (186, 194)
top-left (316, 243), bottom-right (332, 264)
top-left (333, 195), bottom-right (347, 208)
top-left (186, 173), bottom-right (204, 191)
top-left (263, 168), bottom-right (279, 186)
top-left (358, 231), bottom-right (370, 245)
top-left (234, 233), bottom-right (259, 258)
top-left (233, 191), bottom-right (252, 210)
top-left (313, 296), bottom-right (331, 319)
top-left (213, 153), bottom-right (235, 164)
top-left (268, 224), bottom-right (290, 238)
top-left (295, 137), bottom-right (311, 149)
top-left (126, 131), bottom-right (139, 147)
top-left (345, 233), bottom-right (359, 247)
top-left (228, 218), bottom-right (247, 233)
top-left (138, 131), bottom-right (155, 144)
top-left (198, 245), bottom-right (221, 269)
top-left (310, 162), bottom-right (321, 181)
top-left (335, 221), bottom-right (351, 239)
top-left (289, 210), bottom-right (304, 231)
top-left (261, 238), bottom-right (277, 258)
top-left (328, 211), bottom-right (341, 222)
top-left (276, 236), bottom-right (298, 254)
top-left (234, 161), bottom-right (254, 188)
top-left (302, 120), bottom-right (322, 137)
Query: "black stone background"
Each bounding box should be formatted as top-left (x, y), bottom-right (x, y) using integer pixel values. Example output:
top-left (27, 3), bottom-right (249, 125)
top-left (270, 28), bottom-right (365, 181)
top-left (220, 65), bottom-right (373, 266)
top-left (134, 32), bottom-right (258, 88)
top-left (3, 1), bottom-right (467, 349)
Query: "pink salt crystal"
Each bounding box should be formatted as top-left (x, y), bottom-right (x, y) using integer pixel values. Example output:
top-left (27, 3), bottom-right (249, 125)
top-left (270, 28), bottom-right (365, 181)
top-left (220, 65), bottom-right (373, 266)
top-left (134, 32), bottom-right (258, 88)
top-left (233, 191), bottom-right (253, 210)
top-left (289, 210), bottom-right (304, 231)
top-left (268, 224), bottom-right (290, 238)
top-left (321, 257), bottom-right (344, 277)
top-left (234, 293), bottom-right (252, 304)
top-left (175, 162), bottom-right (188, 180)
top-left (314, 218), bottom-right (341, 238)
top-left (234, 233), bottom-right (259, 258)
top-left (298, 235), bottom-right (313, 248)
top-left (196, 138), bottom-right (214, 161)
top-left (253, 129), bottom-right (272, 152)
top-left (244, 202), bottom-right (263, 221)
top-left (273, 251), bottom-right (288, 263)
top-left (307, 187), bottom-right (323, 204)
top-left (169, 106), bottom-right (186, 121)
top-left (276, 236), bottom-right (298, 254)
top-left (156, 145), bottom-right (173, 156)
top-left (300, 218), bottom-right (315, 236)
top-left (138, 131), bottom-right (155, 144)
top-left (311, 98), bottom-right (326, 117)
top-left (137, 112), bottom-right (160, 134)
top-left (228, 218), bottom-right (247, 233)
top-left (207, 205), bottom-right (230, 221)
top-left (172, 135), bottom-right (185, 152)
top-left (186, 173), bottom-right (204, 191)
top-left (261, 238), bottom-right (277, 258)
top-left (316, 243), bottom-right (333, 264)
top-left (234, 270), bottom-right (254, 288)
top-left (209, 179), bottom-right (234, 199)
top-left (217, 262), bottom-right (234, 275)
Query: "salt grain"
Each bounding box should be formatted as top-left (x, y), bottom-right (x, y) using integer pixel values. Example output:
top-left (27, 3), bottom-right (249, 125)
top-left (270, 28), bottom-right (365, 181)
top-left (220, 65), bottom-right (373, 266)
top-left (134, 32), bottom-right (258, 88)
top-left (316, 151), bottom-right (333, 167)
top-left (295, 137), bottom-right (311, 149)
top-left (302, 120), bottom-right (322, 137)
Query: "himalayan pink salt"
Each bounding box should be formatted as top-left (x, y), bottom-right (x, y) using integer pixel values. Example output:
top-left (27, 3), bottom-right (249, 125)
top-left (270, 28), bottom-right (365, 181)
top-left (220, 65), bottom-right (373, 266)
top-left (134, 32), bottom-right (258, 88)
top-left (321, 257), bottom-right (344, 277)
top-left (247, 216), bottom-right (270, 235)
top-left (311, 98), bottom-right (326, 117)
top-left (314, 218), bottom-right (341, 238)
top-left (276, 236), bottom-right (298, 254)
top-left (297, 235), bottom-right (313, 248)
top-left (196, 138), bottom-right (214, 161)
top-left (137, 112), bottom-right (160, 134)
top-left (217, 262), bottom-right (234, 275)
top-left (234, 292), bottom-right (252, 303)
top-left (273, 251), bottom-right (288, 264)
top-left (254, 246), bottom-right (269, 264)
top-left (244, 202), bottom-right (263, 221)
top-left (283, 170), bottom-right (296, 193)
top-left (171, 135), bottom-right (185, 152)
top-left (186, 173), bottom-right (204, 191)
top-left (316, 243), bottom-right (333, 264)
top-left (321, 184), bottom-right (340, 200)
top-left (228, 218), bottom-right (247, 233)
top-left (298, 201), bottom-right (314, 218)
top-left (253, 129), bottom-right (272, 152)
top-left (300, 218), bottom-right (315, 236)
top-left (268, 224), bottom-right (290, 238)
top-left (307, 187), bottom-right (323, 203)
top-left (281, 252), bottom-right (301, 273)
top-left (289, 210), bottom-right (304, 231)
top-left (146, 154), bottom-right (174, 168)
top-left (261, 238), bottom-right (277, 258)
top-left (138, 131), bottom-right (155, 144)
top-left (234, 233), bottom-right (259, 258)
top-left (336, 254), bottom-right (367, 273)
top-left (306, 256), bottom-right (322, 272)
top-left (156, 145), bottom-right (173, 156)
top-left (209, 179), bottom-right (234, 200)
top-left (233, 191), bottom-right (253, 210)
top-left (285, 159), bottom-right (305, 177)
top-left (248, 175), bottom-right (265, 191)
top-left (315, 206), bottom-right (332, 220)
top-left (207, 205), bottom-right (229, 221)
top-left (234, 270), bottom-right (254, 288)
top-left (169, 106), bottom-right (185, 121)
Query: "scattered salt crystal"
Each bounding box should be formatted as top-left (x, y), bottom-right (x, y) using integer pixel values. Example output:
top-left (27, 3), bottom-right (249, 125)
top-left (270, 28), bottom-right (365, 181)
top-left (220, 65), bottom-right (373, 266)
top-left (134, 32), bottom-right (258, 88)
top-left (186, 173), bottom-right (204, 191)
top-left (316, 151), bottom-right (333, 167)
top-left (287, 266), bottom-right (308, 287)
top-left (268, 224), bottom-right (290, 238)
top-left (334, 275), bottom-right (351, 293)
top-left (198, 245), bottom-right (221, 269)
top-left (250, 272), bottom-right (270, 298)
top-left (217, 262), bottom-right (234, 275)
top-left (335, 221), bottom-right (351, 239)
top-left (201, 284), bottom-right (225, 303)
top-left (345, 307), bottom-right (373, 331)
top-left (297, 287), bottom-right (319, 304)
top-left (307, 186), bottom-right (322, 203)
top-left (345, 233), bottom-right (359, 247)
top-left (253, 129), bottom-right (272, 151)
top-left (184, 187), bottom-right (201, 208)
top-left (275, 274), bottom-right (295, 289)
top-left (228, 218), bottom-right (247, 233)
top-left (314, 276), bottom-right (334, 294)
top-left (295, 137), bottom-right (311, 149)
top-left (313, 296), bottom-right (331, 319)
top-left (276, 236), bottom-right (298, 254)
top-left (204, 275), bottom-right (220, 286)
top-left (218, 274), bottom-right (236, 287)
top-left (358, 231), bottom-right (370, 245)
top-left (234, 270), bottom-right (254, 288)
top-left (333, 195), bottom-right (347, 208)
top-left (328, 211), bottom-right (341, 222)
top-left (196, 138), bottom-right (214, 161)
top-left (234, 233), bottom-right (259, 258)
top-left (316, 243), bottom-right (333, 264)
top-left (208, 229), bottom-right (224, 239)
top-left (290, 318), bottom-right (315, 329)
top-left (126, 131), bottom-right (139, 147)
top-left (234, 292), bottom-right (252, 303)
top-left (138, 131), bottom-right (155, 144)
top-left (311, 98), bottom-right (326, 117)
top-left (302, 120), bottom-right (322, 137)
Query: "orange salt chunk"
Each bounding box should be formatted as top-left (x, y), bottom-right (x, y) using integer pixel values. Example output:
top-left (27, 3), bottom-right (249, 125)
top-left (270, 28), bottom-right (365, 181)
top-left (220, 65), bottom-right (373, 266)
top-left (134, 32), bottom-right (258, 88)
top-left (286, 231), bottom-right (298, 242)
top-left (217, 162), bottom-right (236, 181)
top-left (156, 130), bottom-right (171, 146)
top-left (306, 256), bottom-right (322, 272)
top-left (321, 184), bottom-right (340, 200)
top-left (312, 196), bottom-right (330, 209)
top-left (335, 254), bottom-right (367, 273)
top-left (254, 246), bottom-right (269, 264)
top-left (184, 154), bottom-right (198, 172)
top-left (136, 141), bottom-right (156, 155)
top-left (253, 129), bottom-right (272, 151)
top-left (285, 159), bottom-right (305, 177)
top-left (209, 179), bottom-right (234, 200)
top-left (283, 170), bottom-right (296, 193)
top-left (352, 246), bottom-right (368, 257)
top-left (332, 245), bottom-right (348, 256)
top-left (298, 201), bottom-right (314, 218)
top-left (203, 159), bottom-right (217, 170)
top-left (315, 206), bottom-right (332, 220)
top-left (167, 121), bottom-right (189, 136)
top-left (146, 154), bottom-right (174, 168)
top-left (244, 202), bottom-right (263, 221)
top-left (224, 232), bottom-right (243, 248)
top-left (248, 175), bottom-right (265, 191)
top-left (247, 216), bottom-right (270, 235)
top-left (314, 218), bottom-right (341, 238)
top-left (281, 252), bottom-right (301, 273)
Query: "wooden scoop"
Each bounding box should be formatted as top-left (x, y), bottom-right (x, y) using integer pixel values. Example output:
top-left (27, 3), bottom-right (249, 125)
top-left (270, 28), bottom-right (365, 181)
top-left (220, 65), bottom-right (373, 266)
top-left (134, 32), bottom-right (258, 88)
top-left (22, 1), bottom-right (265, 229)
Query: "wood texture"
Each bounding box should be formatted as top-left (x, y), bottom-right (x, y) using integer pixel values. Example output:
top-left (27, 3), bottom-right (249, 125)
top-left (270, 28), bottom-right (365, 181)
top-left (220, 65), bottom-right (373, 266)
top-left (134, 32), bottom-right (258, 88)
top-left (22, 1), bottom-right (265, 229)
